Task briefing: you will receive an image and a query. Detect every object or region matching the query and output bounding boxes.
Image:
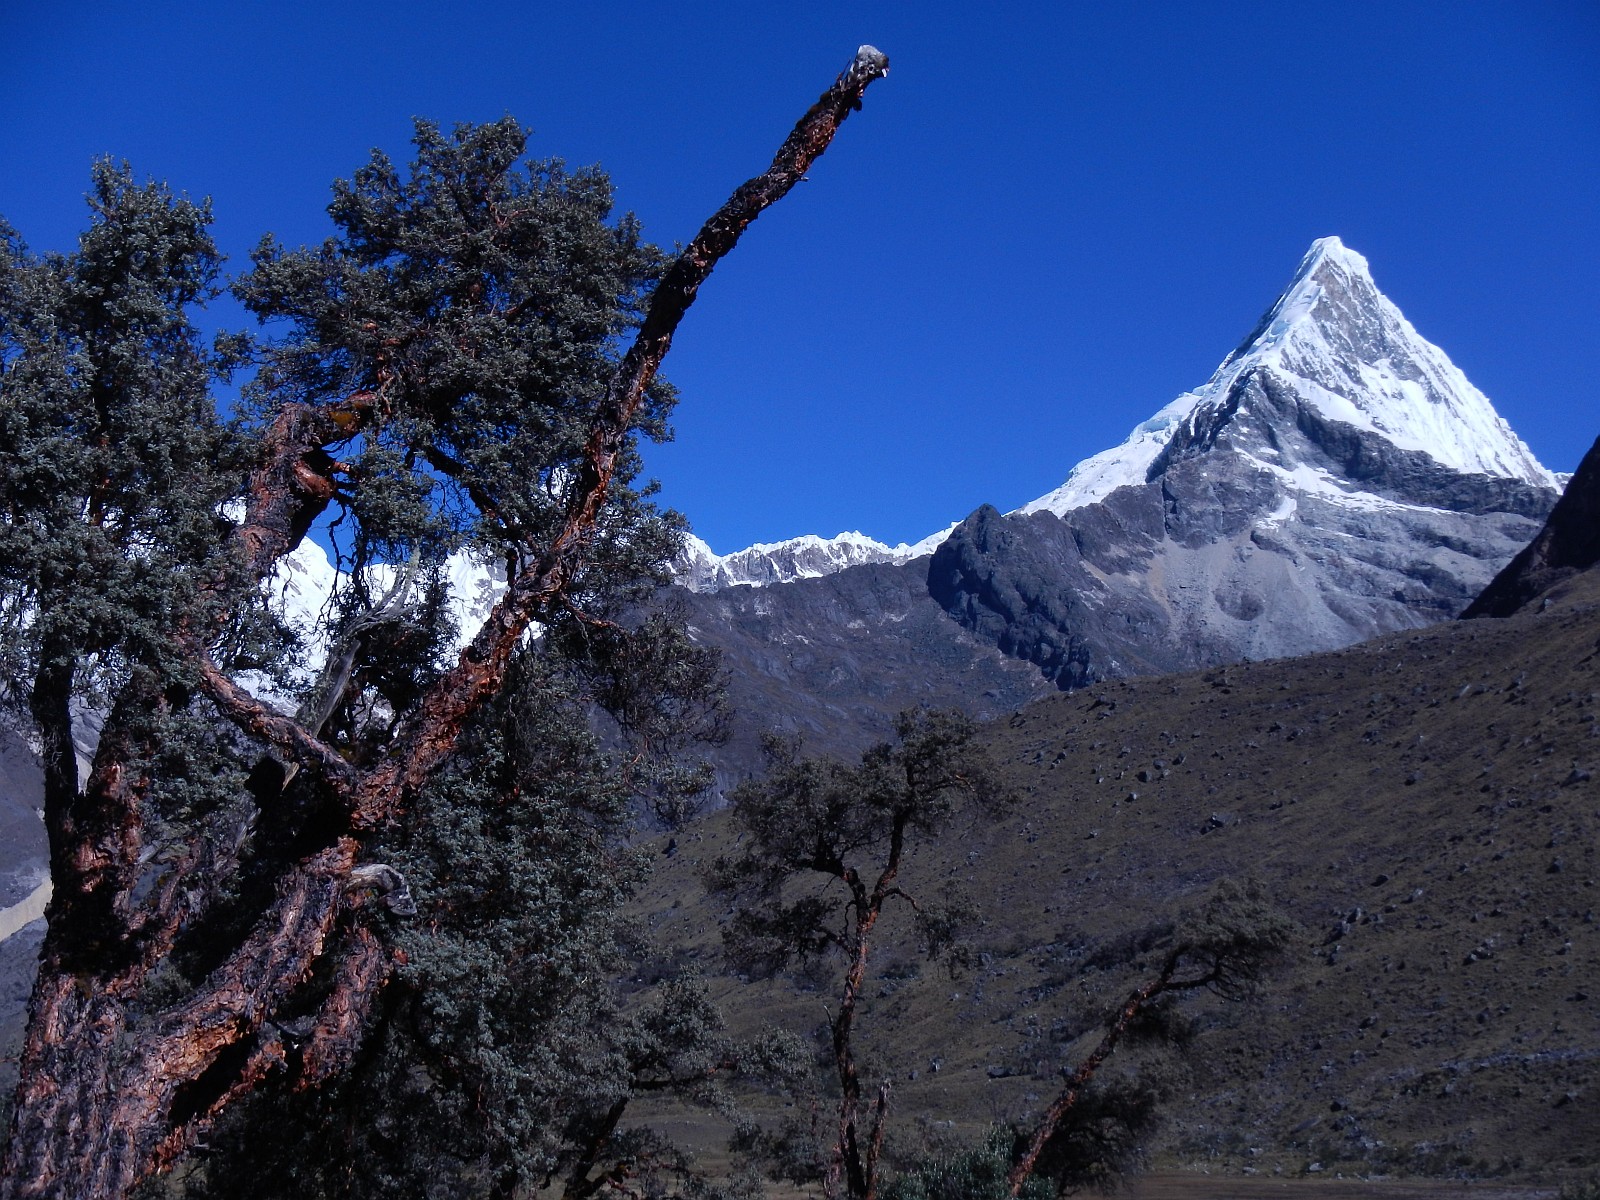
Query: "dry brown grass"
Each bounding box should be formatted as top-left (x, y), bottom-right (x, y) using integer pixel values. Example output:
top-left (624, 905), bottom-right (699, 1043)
top-left (638, 584), bottom-right (1600, 1185)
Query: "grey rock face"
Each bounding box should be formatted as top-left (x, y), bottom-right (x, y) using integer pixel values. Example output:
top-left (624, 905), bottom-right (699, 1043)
top-left (931, 449), bottom-right (1547, 689)
top-left (1464, 433), bottom-right (1600, 617)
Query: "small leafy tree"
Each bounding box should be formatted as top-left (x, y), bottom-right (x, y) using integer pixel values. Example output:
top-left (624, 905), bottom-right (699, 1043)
top-left (1003, 879), bottom-right (1293, 1197)
top-left (871, 880), bottom-right (1292, 1200)
top-left (708, 709), bottom-right (1013, 1200)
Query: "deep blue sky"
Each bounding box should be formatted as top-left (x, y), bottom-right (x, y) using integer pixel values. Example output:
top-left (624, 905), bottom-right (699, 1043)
top-left (3, 2), bottom-right (1596, 552)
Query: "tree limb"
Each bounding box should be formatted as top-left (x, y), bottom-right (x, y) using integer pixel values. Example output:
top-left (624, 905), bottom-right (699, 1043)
top-left (351, 44), bottom-right (890, 829)
top-left (1006, 950), bottom-right (1183, 1196)
top-left (0, 48), bottom-right (890, 1200)
top-left (189, 643), bottom-right (358, 793)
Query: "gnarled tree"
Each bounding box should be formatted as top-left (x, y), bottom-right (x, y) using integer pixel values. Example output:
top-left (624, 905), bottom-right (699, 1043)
top-left (708, 709), bottom-right (1012, 1200)
top-left (0, 46), bottom-right (890, 1200)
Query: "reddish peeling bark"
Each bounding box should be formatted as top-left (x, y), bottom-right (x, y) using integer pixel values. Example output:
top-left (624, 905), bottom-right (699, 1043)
top-left (2, 48), bottom-right (889, 1200)
top-left (352, 44), bottom-right (892, 830)
top-left (32, 679), bottom-right (173, 988)
top-left (826, 810), bottom-right (906, 1200)
top-left (296, 924), bottom-right (390, 1088)
top-left (235, 395), bottom-right (372, 582)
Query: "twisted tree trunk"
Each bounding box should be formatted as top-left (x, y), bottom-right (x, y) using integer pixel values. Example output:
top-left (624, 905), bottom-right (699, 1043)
top-left (1, 46), bottom-right (889, 1200)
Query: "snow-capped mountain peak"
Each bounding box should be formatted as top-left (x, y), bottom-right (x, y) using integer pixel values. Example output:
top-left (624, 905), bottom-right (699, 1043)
top-left (1020, 235), bottom-right (1558, 521)
top-left (676, 526), bottom-right (953, 593)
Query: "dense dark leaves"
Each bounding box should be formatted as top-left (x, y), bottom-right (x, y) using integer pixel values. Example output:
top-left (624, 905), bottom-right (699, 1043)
top-left (182, 654), bottom-right (642, 1197)
top-left (4, 130), bottom-right (724, 1199)
top-left (0, 162), bottom-right (250, 705)
top-left (236, 117), bottom-right (676, 577)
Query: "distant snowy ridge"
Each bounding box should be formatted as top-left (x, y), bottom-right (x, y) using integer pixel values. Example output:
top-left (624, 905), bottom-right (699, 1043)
top-left (265, 525), bottom-right (957, 671)
top-left (1019, 237), bottom-right (1558, 519)
top-left (675, 526), bottom-right (954, 593)
top-left (267, 525), bottom-right (959, 669)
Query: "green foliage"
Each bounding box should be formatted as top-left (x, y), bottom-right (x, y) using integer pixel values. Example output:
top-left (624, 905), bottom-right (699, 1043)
top-left (230, 117), bottom-right (701, 767)
top-left (0, 161), bottom-right (251, 704)
top-left (881, 1128), bottom-right (1053, 1200)
top-left (183, 647), bottom-right (732, 1198)
top-left (4, 124), bottom-right (728, 1198)
top-left (182, 654), bottom-right (620, 1196)
top-left (1017, 1075), bottom-right (1169, 1195)
top-left (1170, 876), bottom-right (1297, 1000)
top-left (235, 116), bottom-right (676, 577)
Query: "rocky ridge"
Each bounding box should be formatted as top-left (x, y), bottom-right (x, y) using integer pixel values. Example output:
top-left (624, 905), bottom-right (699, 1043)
top-left (674, 528), bottom-right (952, 592)
top-left (1466, 433), bottom-right (1600, 619)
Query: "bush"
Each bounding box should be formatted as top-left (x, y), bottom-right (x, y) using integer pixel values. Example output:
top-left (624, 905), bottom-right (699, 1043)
top-left (882, 1128), bottom-right (1053, 1200)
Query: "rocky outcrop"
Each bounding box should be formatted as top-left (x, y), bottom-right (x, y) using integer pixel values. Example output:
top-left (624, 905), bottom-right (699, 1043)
top-left (919, 239), bottom-right (1560, 688)
top-left (930, 450), bottom-right (1545, 689)
top-left (1463, 433), bottom-right (1600, 618)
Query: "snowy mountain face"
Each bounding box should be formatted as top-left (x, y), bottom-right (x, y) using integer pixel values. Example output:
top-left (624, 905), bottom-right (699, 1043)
top-left (1020, 237), bottom-right (1557, 520)
top-left (927, 237), bottom-right (1562, 686)
top-left (260, 542), bottom-right (506, 704)
top-left (688, 238), bottom-right (1558, 596)
top-left (260, 238), bottom-right (1564, 763)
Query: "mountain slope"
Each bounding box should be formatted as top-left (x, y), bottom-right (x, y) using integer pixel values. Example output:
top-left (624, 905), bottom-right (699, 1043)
top-left (641, 575), bottom-right (1600, 1182)
top-left (1466, 433), bottom-right (1600, 619)
top-left (673, 561), bottom-right (1052, 793)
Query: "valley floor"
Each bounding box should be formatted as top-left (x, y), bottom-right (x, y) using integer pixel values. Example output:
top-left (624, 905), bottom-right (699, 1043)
top-left (1123, 1175), bottom-right (1559, 1200)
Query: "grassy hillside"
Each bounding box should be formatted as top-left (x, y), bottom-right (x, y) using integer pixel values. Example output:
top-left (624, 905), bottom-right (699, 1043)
top-left (637, 574), bottom-right (1600, 1186)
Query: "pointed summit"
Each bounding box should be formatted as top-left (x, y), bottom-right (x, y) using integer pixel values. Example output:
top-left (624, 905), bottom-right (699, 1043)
top-left (1022, 237), bottom-right (1558, 519)
top-left (1214, 235), bottom-right (1374, 373)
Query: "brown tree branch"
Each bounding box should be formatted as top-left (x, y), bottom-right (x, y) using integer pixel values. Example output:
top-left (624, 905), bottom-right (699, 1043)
top-left (864, 1080), bottom-right (891, 1200)
top-left (296, 924), bottom-right (391, 1088)
top-left (234, 396), bottom-right (372, 582)
top-left (1, 47), bottom-right (889, 1200)
top-left (189, 643), bottom-right (358, 793)
top-left (1006, 950), bottom-right (1184, 1196)
top-left (351, 45), bottom-right (890, 830)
